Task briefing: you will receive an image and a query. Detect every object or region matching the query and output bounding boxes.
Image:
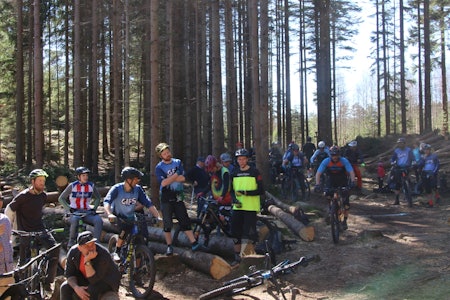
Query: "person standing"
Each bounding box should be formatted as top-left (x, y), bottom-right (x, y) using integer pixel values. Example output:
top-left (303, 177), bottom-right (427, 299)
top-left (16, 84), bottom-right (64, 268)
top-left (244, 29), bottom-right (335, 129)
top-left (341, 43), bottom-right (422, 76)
top-left (60, 231), bottom-right (121, 300)
top-left (59, 167), bottom-right (103, 248)
top-left (155, 143), bottom-right (205, 256)
top-left (104, 167), bottom-right (160, 261)
top-left (220, 153), bottom-right (235, 174)
top-left (390, 138), bottom-right (415, 205)
top-left (230, 148), bottom-right (265, 266)
top-left (185, 157), bottom-right (210, 196)
top-left (302, 136), bottom-right (316, 164)
top-left (5, 169), bottom-right (59, 292)
top-left (418, 144), bottom-right (440, 208)
top-left (0, 198), bottom-right (13, 274)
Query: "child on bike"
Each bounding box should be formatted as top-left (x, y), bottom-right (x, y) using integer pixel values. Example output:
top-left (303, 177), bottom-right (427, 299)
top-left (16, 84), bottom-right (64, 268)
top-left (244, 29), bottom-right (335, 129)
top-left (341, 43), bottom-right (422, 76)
top-left (314, 146), bottom-right (355, 230)
top-left (104, 167), bottom-right (160, 262)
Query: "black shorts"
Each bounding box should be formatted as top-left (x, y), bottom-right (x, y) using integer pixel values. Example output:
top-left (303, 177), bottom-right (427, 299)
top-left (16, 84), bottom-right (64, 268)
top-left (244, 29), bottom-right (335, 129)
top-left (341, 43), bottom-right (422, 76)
top-left (161, 200), bottom-right (191, 232)
top-left (231, 210), bottom-right (258, 243)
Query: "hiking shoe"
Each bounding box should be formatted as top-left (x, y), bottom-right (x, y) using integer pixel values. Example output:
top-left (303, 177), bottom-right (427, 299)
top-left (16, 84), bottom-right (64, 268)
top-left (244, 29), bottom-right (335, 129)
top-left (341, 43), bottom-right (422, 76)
top-left (341, 220), bottom-right (348, 230)
top-left (166, 245), bottom-right (174, 256)
top-left (111, 252), bottom-right (121, 263)
top-left (191, 242), bottom-right (207, 252)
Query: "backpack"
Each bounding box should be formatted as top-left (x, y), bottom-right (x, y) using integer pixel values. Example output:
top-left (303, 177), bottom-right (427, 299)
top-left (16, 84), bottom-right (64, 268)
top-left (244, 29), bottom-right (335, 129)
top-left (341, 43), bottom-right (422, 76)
top-left (255, 220), bottom-right (286, 256)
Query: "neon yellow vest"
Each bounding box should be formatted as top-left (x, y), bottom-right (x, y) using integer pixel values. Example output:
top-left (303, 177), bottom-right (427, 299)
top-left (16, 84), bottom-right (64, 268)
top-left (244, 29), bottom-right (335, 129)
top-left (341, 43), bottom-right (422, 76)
top-left (232, 175), bottom-right (260, 212)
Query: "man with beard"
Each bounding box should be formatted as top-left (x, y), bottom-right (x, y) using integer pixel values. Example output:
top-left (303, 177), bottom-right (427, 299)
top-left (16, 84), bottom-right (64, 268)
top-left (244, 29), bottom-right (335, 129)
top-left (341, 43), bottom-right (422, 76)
top-left (155, 143), bottom-right (205, 256)
top-left (6, 169), bottom-right (59, 292)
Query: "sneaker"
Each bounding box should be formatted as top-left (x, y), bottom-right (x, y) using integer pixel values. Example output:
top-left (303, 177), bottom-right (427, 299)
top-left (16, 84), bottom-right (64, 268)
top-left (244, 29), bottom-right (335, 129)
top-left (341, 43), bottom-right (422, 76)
top-left (111, 252), bottom-right (121, 262)
top-left (191, 242), bottom-right (207, 252)
top-left (166, 245), bottom-right (174, 256)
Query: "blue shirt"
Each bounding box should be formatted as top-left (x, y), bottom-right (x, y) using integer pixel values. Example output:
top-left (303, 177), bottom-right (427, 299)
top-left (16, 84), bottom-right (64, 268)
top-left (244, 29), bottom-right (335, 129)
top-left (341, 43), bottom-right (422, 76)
top-left (104, 183), bottom-right (153, 219)
top-left (419, 153), bottom-right (439, 174)
top-left (155, 158), bottom-right (185, 193)
top-left (391, 147), bottom-right (414, 168)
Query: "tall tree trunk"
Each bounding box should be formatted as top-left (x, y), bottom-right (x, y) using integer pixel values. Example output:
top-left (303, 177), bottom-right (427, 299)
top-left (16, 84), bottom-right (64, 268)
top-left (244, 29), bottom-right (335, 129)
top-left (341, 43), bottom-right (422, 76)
top-left (315, 0), bottom-right (332, 144)
top-left (439, 3), bottom-right (448, 138)
top-left (73, 0), bottom-right (82, 167)
top-left (15, 0), bottom-right (24, 168)
top-left (211, 0), bottom-right (224, 157)
top-left (90, 0), bottom-right (100, 173)
top-left (423, 0), bottom-right (432, 132)
top-left (64, 0), bottom-right (70, 167)
top-left (417, 2), bottom-right (424, 134)
top-left (150, 0), bottom-right (160, 206)
top-left (123, 0), bottom-right (130, 166)
top-left (33, 0), bottom-right (44, 167)
top-left (399, 0), bottom-right (406, 134)
top-left (382, 0), bottom-right (390, 135)
top-left (284, 0), bottom-right (292, 144)
top-left (112, 0), bottom-right (122, 181)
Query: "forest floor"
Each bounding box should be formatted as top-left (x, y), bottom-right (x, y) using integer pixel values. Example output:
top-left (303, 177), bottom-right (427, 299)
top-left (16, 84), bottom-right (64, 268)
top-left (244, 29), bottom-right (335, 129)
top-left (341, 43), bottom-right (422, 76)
top-left (115, 176), bottom-right (450, 300)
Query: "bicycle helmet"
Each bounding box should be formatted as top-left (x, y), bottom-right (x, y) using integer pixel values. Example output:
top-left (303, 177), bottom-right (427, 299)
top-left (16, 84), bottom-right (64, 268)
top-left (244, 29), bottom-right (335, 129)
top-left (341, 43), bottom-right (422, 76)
top-left (75, 166), bottom-right (90, 175)
top-left (235, 148), bottom-right (249, 157)
top-left (348, 140), bottom-right (357, 147)
top-left (220, 153), bottom-right (232, 162)
top-left (397, 138), bottom-right (406, 144)
top-left (29, 169), bottom-right (48, 179)
top-left (155, 143), bottom-right (170, 155)
top-left (422, 144), bottom-right (431, 150)
top-left (291, 143), bottom-right (300, 151)
top-left (329, 146), bottom-right (340, 156)
top-left (205, 155), bottom-right (218, 172)
top-left (318, 141), bottom-right (326, 149)
top-left (121, 167), bottom-right (143, 180)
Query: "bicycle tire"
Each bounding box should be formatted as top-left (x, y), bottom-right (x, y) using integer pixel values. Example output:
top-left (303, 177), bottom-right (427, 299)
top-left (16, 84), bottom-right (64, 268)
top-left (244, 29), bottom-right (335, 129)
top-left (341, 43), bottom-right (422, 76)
top-left (37, 258), bottom-right (49, 300)
top-left (198, 279), bottom-right (251, 300)
top-left (172, 218), bottom-right (206, 246)
top-left (108, 234), bottom-right (119, 254)
top-left (330, 202), bottom-right (340, 244)
top-left (403, 180), bottom-right (413, 207)
top-left (128, 244), bottom-right (156, 298)
top-left (303, 179), bottom-right (311, 201)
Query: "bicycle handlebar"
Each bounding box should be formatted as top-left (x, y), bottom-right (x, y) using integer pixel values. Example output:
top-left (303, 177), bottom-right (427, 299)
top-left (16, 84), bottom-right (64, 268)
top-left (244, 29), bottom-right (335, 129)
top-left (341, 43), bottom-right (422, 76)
top-left (12, 228), bottom-right (64, 237)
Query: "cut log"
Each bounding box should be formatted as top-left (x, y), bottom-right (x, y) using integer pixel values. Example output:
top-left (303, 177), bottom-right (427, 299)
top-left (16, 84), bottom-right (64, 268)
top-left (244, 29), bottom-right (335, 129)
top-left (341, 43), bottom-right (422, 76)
top-left (55, 176), bottom-right (69, 191)
top-left (267, 204), bottom-right (315, 241)
top-left (148, 242), bottom-right (231, 280)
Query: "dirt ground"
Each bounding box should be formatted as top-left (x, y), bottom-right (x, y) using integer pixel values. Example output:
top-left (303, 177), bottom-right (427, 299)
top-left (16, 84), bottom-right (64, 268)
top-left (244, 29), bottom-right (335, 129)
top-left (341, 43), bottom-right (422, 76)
top-left (116, 178), bottom-right (450, 300)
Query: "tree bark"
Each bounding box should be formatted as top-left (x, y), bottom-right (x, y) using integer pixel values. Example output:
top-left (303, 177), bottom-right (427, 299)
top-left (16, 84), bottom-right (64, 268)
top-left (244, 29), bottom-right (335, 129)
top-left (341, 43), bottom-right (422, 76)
top-left (267, 205), bottom-right (315, 242)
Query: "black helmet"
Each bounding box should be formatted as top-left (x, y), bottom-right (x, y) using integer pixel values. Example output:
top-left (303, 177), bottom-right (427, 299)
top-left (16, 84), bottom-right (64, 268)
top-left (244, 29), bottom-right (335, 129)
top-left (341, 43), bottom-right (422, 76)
top-left (29, 169), bottom-right (48, 179)
top-left (329, 146), bottom-right (340, 156)
top-left (75, 167), bottom-right (90, 175)
top-left (121, 167), bottom-right (143, 180)
top-left (291, 143), bottom-right (300, 151)
top-left (235, 148), bottom-right (249, 157)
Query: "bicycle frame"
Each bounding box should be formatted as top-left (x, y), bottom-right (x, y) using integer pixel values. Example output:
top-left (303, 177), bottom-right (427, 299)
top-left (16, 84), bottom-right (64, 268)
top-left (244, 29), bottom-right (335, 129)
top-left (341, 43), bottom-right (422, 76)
top-left (326, 187), bottom-right (348, 244)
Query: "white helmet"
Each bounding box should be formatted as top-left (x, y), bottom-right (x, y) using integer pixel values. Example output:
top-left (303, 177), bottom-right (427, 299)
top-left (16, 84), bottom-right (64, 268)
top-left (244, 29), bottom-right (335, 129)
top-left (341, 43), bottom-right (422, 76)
top-left (318, 141), bottom-right (326, 149)
top-left (348, 140), bottom-right (357, 147)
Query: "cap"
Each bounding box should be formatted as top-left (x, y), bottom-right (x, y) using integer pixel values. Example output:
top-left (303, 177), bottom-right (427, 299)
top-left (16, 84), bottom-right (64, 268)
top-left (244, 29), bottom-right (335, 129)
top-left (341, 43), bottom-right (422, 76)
top-left (197, 156), bottom-right (205, 162)
top-left (77, 231), bottom-right (97, 245)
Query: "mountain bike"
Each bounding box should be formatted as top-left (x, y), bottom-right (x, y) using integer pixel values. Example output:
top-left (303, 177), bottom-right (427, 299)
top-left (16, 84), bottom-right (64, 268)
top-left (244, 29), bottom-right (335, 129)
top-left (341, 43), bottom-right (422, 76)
top-left (281, 167), bottom-right (310, 202)
top-left (325, 186), bottom-right (349, 244)
top-left (198, 252), bottom-right (318, 300)
top-left (391, 165), bottom-right (413, 207)
top-left (0, 243), bottom-right (62, 300)
top-left (64, 210), bottom-right (101, 249)
top-left (107, 213), bottom-right (156, 298)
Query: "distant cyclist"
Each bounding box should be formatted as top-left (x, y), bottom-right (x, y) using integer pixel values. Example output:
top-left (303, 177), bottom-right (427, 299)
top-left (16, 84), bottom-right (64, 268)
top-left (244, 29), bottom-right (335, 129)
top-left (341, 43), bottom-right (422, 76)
top-left (282, 143), bottom-right (308, 200)
top-left (390, 138), bottom-right (414, 205)
top-left (315, 146), bottom-right (355, 230)
top-left (220, 152), bottom-right (235, 174)
top-left (418, 144), bottom-right (440, 208)
top-left (302, 136), bottom-right (316, 164)
top-left (309, 141), bottom-right (330, 176)
top-left (343, 141), bottom-right (365, 191)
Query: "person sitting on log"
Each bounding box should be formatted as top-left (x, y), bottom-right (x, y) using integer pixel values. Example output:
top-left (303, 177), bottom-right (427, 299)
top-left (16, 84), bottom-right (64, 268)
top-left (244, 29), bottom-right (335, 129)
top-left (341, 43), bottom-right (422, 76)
top-left (104, 167), bottom-right (160, 262)
top-left (58, 167), bottom-right (103, 249)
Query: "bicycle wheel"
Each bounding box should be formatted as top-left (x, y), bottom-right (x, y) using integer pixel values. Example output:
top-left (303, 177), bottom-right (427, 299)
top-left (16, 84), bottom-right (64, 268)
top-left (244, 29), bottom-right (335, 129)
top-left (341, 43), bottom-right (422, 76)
top-left (198, 280), bottom-right (251, 300)
top-left (37, 258), bottom-right (50, 300)
top-left (173, 218), bottom-right (208, 246)
top-left (128, 244), bottom-right (156, 298)
top-left (108, 234), bottom-right (119, 253)
top-left (403, 179), bottom-right (413, 207)
top-left (330, 202), bottom-right (340, 244)
top-left (303, 178), bottom-right (311, 201)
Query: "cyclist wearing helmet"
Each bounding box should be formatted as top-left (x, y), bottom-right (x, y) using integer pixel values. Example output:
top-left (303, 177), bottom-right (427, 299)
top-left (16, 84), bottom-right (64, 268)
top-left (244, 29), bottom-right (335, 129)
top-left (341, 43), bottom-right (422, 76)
top-left (315, 146), bottom-right (355, 230)
top-left (390, 137), bottom-right (414, 205)
top-left (6, 169), bottom-right (59, 291)
top-left (282, 143), bottom-right (309, 201)
top-left (59, 167), bottom-right (103, 248)
top-left (230, 148), bottom-right (265, 266)
top-left (220, 152), bottom-right (235, 174)
top-left (205, 155), bottom-right (232, 206)
top-left (185, 156), bottom-right (210, 196)
top-left (104, 167), bottom-right (160, 261)
top-left (418, 144), bottom-right (440, 207)
top-left (155, 143), bottom-right (205, 256)
top-left (343, 140), bottom-right (365, 191)
top-left (310, 141), bottom-right (330, 167)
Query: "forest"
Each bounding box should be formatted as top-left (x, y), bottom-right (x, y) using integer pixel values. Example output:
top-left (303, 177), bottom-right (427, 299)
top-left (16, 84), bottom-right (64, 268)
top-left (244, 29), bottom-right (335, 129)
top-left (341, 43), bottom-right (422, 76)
top-left (0, 0), bottom-right (448, 202)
